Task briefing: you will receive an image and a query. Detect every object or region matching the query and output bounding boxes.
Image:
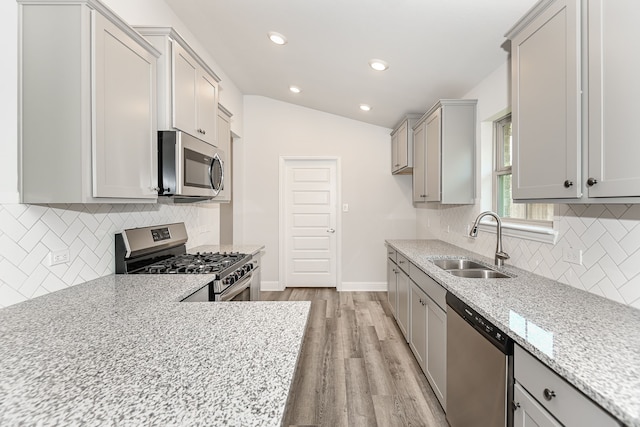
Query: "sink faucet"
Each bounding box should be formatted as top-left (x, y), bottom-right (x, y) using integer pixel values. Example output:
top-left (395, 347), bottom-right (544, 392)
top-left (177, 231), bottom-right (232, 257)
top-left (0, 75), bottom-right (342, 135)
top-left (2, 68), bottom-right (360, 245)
top-left (469, 211), bottom-right (510, 267)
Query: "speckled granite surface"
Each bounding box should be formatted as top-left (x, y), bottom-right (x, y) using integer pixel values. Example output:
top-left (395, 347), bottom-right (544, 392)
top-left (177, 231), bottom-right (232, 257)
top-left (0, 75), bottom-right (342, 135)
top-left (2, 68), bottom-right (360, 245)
top-left (0, 273), bottom-right (310, 426)
top-left (387, 239), bottom-right (640, 427)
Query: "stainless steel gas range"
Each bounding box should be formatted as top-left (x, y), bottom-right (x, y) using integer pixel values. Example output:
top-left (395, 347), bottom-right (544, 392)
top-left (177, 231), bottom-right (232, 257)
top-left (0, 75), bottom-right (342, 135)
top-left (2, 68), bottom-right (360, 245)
top-left (115, 223), bottom-right (255, 301)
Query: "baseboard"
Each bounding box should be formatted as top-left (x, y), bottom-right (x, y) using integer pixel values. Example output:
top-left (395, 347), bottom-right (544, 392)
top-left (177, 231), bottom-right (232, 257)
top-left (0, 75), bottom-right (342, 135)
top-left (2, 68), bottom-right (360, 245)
top-left (340, 282), bottom-right (387, 292)
top-left (260, 281), bottom-right (285, 292)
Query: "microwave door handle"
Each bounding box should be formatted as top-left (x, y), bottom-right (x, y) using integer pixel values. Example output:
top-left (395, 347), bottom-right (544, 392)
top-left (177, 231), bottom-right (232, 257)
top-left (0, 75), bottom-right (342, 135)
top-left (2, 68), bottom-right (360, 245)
top-left (209, 154), bottom-right (222, 196)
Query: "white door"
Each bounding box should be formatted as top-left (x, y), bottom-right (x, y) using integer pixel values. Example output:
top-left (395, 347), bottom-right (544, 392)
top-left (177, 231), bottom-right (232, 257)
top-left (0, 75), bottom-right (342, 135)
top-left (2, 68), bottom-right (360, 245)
top-left (282, 158), bottom-right (338, 287)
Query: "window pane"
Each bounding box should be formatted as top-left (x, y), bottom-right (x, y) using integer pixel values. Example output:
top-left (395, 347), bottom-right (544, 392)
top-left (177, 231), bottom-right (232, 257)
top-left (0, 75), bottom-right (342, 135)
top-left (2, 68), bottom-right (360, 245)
top-left (502, 121), bottom-right (512, 168)
top-left (497, 174), bottom-right (512, 217)
top-left (526, 204), bottom-right (554, 221)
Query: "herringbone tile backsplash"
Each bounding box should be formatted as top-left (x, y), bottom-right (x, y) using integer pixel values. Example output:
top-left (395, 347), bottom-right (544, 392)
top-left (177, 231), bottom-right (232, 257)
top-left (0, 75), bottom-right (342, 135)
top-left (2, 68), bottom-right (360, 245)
top-left (419, 204), bottom-right (640, 309)
top-left (0, 202), bottom-right (219, 308)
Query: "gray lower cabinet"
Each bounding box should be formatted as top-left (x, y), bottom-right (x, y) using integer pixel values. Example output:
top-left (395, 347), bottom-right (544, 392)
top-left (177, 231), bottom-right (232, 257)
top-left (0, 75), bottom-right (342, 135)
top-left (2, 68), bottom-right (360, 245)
top-left (513, 344), bottom-right (618, 427)
top-left (514, 383), bottom-right (562, 427)
top-left (408, 263), bottom-right (447, 410)
top-left (386, 257), bottom-right (398, 317)
top-left (395, 257), bottom-right (410, 341)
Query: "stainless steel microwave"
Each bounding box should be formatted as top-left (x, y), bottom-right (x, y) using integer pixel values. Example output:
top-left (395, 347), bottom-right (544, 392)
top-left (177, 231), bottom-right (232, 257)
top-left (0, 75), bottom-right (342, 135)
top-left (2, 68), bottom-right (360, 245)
top-left (158, 131), bottom-right (225, 201)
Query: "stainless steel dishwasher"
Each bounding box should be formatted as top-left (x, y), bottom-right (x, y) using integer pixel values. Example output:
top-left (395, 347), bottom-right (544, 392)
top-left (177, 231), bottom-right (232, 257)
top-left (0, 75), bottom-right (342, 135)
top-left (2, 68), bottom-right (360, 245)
top-left (446, 292), bottom-right (514, 427)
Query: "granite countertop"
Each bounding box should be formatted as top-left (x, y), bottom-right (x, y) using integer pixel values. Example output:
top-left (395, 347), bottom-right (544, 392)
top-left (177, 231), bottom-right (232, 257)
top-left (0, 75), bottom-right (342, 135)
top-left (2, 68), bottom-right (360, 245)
top-left (386, 239), bottom-right (640, 427)
top-left (0, 273), bottom-right (310, 426)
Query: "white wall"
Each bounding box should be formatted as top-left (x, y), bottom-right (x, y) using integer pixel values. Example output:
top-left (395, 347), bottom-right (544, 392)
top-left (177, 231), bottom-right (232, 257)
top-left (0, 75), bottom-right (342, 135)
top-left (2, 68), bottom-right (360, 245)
top-left (241, 96), bottom-right (416, 290)
top-left (0, 0), bottom-right (242, 308)
top-left (417, 60), bottom-right (640, 309)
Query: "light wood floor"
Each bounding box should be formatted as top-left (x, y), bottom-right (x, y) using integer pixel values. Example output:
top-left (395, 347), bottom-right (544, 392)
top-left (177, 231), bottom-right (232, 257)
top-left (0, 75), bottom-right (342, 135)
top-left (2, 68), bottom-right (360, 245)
top-left (260, 288), bottom-right (449, 427)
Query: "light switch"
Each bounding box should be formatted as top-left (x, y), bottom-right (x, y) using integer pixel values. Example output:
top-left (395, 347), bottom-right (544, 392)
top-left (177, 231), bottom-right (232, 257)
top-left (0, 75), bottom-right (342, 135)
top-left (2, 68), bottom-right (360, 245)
top-left (342, 204), bottom-right (349, 212)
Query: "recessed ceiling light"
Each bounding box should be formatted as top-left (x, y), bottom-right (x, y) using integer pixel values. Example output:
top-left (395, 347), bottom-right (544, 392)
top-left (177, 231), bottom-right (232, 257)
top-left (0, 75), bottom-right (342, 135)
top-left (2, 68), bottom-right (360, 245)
top-left (369, 59), bottom-right (389, 71)
top-left (289, 86), bottom-right (301, 94)
top-left (359, 104), bottom-right (372, 112)
top-left (268, 31), bottom-right (287, 45)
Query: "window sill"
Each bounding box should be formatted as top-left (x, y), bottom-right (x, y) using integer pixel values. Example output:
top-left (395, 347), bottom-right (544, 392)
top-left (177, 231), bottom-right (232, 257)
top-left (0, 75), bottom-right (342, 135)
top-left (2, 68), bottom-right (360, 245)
top-left (478, 219), bottom-right (558, 244)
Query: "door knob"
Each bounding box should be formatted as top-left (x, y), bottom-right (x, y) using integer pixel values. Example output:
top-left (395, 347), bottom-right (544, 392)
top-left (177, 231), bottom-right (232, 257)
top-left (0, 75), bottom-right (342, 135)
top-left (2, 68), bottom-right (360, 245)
top-left (327, 228), bottom-right (335, 233)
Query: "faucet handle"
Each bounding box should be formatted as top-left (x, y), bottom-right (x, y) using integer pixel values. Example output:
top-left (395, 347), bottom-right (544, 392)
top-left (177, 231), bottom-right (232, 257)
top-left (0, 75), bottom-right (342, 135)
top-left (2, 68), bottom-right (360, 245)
top-left (496, 251), bottom-right (510, 260)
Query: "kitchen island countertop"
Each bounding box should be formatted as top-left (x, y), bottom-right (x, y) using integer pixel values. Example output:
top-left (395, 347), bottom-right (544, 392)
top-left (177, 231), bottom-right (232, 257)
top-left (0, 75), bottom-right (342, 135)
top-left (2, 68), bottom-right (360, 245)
top-left (386, 239), bottom-right (640, 427)
top-left (0, 272), bottom-right (309, 426)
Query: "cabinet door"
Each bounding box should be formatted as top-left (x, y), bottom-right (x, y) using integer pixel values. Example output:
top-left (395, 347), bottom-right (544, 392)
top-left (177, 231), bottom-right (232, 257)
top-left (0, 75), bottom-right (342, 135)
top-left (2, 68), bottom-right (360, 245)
top-left (513, 383), bottom-right (562, 427)
top-left (387, 258), bottom-right (397, 316)
top-left (425, 299), bottom-right (446, 410)
top-left (424, 109), bottom-right (441, 202)
top-left (391, 128), bottom-right (400, 172)
top-left (172, 42), bottom-right (198, 136)
top-left (396, 269), bottom-right (410, 341)
top-left (587, 0), bottom-right (640, 197)
top-left (511, 0), bottom-right (581, 200)
top-left (413, 121), bottom-right (426, 202)
top-left (197, 71), bottom-right (218, 145)
top-left (409, 282), bottom-right (427, 368)
top-left (93, 11), bottom-right (157, 199)
top-left (396, 120), bottom-right (409, 170)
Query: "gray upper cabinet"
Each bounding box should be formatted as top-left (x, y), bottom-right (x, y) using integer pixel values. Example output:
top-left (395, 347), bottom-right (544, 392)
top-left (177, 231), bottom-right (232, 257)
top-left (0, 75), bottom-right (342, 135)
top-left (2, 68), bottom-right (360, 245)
top-left (587, 0), bottom-right (640, 198)
top-left (390, 115), bottom-right (420, 174)
top-left (136, 27), bottom-right (220, 147)
top-left (19, 0), bottom-right (160, 203)
top-left (412, 100), bottom-right (476, 204)
top-left (508, 0), bottom-right (581, 200)
top-left (507, 0), bottom-right (640, 202)
top-left (216, 105), bottom-right (232, 202)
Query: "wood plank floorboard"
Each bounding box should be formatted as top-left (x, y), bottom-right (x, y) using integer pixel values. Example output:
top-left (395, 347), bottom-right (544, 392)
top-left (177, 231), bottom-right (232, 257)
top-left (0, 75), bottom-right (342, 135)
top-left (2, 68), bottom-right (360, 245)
top-left (261, 288), bottom-right (448, 427)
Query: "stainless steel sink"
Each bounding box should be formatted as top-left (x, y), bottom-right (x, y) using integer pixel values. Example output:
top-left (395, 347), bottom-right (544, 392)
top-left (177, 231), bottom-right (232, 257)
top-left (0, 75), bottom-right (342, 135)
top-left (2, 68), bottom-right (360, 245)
top-left (432, 259), bottom-right (486, 270)
top-left (448, 269), bottom-right (511, 279)
top-left (431, 258), bottom-right (512, 279)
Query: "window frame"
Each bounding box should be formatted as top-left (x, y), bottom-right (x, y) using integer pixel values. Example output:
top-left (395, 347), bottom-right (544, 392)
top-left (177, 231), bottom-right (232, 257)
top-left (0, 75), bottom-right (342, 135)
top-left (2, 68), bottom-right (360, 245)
top-left (492, 114), bottom-right (554, 228)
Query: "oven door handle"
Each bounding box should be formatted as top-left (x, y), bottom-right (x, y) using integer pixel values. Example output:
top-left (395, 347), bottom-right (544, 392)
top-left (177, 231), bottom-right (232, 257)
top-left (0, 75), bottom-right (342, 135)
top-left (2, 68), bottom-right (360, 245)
top-left (219, 273), bottom-right (252, 301)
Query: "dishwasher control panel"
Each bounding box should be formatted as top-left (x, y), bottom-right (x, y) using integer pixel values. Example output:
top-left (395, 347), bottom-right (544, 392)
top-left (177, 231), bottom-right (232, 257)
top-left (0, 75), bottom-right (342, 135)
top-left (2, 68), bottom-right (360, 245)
top-left (447, 292), bottom-right (512, 354)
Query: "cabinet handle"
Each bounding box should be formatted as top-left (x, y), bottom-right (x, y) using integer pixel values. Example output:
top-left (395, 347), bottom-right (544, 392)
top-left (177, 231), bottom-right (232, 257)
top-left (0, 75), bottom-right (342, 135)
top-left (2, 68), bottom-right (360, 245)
top-left (543, 388), bottom-right (556, 401)
top-left (513, 401), bottom-right (521, 411)
top-left (563, 180), bottom-right (573, 188)
top-left (398, 260), bottom-right (405, 264)
top-left (587, 177), bottom-right (598, 187)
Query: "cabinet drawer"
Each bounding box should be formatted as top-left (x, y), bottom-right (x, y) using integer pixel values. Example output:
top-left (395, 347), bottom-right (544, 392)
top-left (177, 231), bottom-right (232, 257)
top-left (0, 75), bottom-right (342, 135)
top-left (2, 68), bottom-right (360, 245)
top-left (396, 254), bottom-right (409, 273)
top-left (387, 247), bottom-right (397, 263)
top-left (409, 263), bottom-right (446, 311)
top-left (514, 345), bottom-right (618, 427)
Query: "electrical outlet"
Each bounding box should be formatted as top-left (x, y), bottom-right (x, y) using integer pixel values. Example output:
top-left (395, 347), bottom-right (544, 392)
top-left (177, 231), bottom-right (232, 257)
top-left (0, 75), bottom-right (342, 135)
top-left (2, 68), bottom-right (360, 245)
top-left (563, 248), bottom-right (583, 265)
top-left (49, 249), bottom-right (70, 266)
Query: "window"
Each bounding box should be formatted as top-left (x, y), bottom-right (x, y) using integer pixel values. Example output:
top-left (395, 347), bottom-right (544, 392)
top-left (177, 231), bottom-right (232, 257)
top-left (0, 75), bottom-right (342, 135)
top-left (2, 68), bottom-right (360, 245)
top-left (494, 115), bottom-right (553, 225)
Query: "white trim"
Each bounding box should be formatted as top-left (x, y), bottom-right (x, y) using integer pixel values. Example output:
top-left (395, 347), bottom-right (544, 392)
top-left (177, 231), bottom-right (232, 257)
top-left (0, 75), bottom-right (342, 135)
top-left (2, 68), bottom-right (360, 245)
top-left (278, 156), bottom-right (342, 291)
top-left (341, 282), bottom-right (387, 292)
top-left (260, 281), bottom-right (285, 292)
top-left (478, 219), bottom-right (558, 244)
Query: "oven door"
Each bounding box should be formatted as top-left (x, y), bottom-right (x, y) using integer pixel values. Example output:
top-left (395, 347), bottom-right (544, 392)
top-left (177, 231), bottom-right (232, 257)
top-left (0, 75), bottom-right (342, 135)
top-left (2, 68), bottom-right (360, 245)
top-left (218, 274), bottom-right (252, 301)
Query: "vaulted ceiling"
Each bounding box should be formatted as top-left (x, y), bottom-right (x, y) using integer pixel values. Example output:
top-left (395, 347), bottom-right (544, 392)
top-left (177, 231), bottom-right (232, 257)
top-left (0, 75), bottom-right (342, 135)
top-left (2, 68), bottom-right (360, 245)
top-left (164, 0), bottom-right (536, 128)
